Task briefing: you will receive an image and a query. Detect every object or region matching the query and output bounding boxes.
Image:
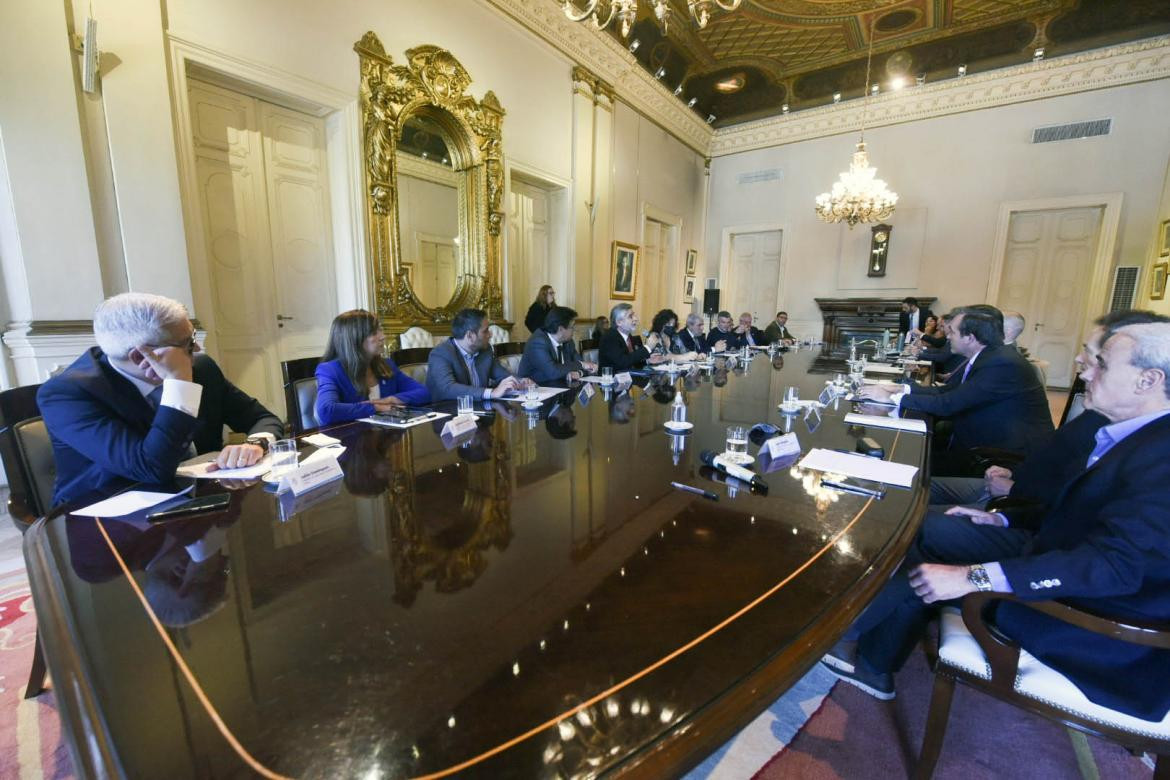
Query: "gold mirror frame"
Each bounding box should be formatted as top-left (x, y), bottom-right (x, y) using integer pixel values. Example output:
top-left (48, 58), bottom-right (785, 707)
top-left (354, 33), bottom-right (506, 341)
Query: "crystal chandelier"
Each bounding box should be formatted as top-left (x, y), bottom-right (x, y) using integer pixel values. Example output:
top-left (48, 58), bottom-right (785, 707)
top-left (814, 19), bottom-right (898, 227)
top-left (562, 0), bottom-right (742, 38)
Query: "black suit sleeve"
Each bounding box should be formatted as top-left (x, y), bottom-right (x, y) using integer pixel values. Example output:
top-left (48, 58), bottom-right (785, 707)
top-left (198, 357), bottom-right (283, 439)
top-left (900, 358), bottom-right (1018, 416)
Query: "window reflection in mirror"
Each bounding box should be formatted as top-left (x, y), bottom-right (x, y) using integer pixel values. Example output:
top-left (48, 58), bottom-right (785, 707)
top-left (397, 114), bottom-right (462, 309)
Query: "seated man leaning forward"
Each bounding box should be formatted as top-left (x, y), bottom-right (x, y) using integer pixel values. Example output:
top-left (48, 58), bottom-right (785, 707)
top-left (517, 305), bottom-right (597, 384)
top-left (598, 303), bottom-right (667, 372)
top-left (426, 308), bottom-right (533, 401)
top-left (39, 292), bottom-right (283, 507)
top-left (314, 309), bottom-right (430, 426)
top-left (823, 321), bottom-right (1170, 721)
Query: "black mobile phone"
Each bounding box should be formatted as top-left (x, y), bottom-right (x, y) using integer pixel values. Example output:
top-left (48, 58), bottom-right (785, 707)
top-left (145, 493), bottom-right (231, 523)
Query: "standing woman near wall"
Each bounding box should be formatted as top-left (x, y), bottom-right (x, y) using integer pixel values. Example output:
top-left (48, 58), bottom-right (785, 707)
top-left (525, 285), bottom-right (556, 333)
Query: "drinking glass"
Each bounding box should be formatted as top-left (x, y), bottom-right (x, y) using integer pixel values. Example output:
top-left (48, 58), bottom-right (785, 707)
top-left (268, 439), bottom-right (299, 477)
top-left (671, 399), bottom-right (687, 426)
top-left (723, 425), bottom-right (751, 464)
top-left (457, 394), bottom-right (474, 416)
top-left (524, 387), bottom-right (540, 404)
top-left (602, 366), bottom-right (613, 384)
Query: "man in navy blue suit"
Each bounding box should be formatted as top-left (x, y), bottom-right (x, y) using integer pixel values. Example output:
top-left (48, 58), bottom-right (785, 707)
top-left (825, 319), bottom-right (1170, 720)
top-left (427, 308), bottom-right (532, 401)
top-left (859, 306), bottom-right (1053, 476)
top-left (39, 293), bottom-right (283, 507)
top-left (517, 305), bottom-right (596, 383)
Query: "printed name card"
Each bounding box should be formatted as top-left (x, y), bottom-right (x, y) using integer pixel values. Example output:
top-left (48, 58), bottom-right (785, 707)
top-left (278, 457), bottom-right (344, 496)
top-left (441, 415), bottom-right (478, 439)
top-left (616, 372), bottom-right (633, 384)
top-left (766, 433), bottom-right (802, 459)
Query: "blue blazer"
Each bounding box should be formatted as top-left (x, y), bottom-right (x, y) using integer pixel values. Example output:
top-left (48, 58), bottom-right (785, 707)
top-left (38, 348), bottom-right (282, 507)
top-left (996, 412), bottom-right (1170, 721)
top-left (425, 339), bottom-right (513, 401)
top-left (517, 332), bottom-right (584, 383)
top-left (314, 358), bottom-right (430, 425)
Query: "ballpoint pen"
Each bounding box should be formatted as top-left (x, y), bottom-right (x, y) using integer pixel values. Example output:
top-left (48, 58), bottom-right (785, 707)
top-left (820, 479), bottom-right (885, 499)
top-left (670, 481), bottom-right (718, 501)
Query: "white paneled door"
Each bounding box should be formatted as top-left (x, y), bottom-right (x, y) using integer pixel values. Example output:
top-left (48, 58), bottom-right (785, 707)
top-left (188, 80), bottom-right (337, 417)
top-left (508, 180), bottom-right (550, 323)
top-left (727, 230), bottom-right (782, 326)
top-left (997, 207), bottom-right (1102, 388)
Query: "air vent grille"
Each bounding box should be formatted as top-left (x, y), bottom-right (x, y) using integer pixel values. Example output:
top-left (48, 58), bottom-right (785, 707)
top-left (1109, 266), bottom-right (1140, 312)
top-left (1032, 119), bottom-right (1111, 144)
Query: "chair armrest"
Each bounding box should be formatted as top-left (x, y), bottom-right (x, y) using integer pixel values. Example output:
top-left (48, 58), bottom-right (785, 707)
top-left (960, 592), bottom-right (1170, 690)
top-left (968, 447), bottom-right (1026, 470)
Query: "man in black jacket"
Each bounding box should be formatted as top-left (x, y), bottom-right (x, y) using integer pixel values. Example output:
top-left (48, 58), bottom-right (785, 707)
top-left (674, 313), bottom-right (708, 354)
top-left (860, 306), bottom-right (1053, 476)
top-left (599, 303), bottom-right (666, 371)
top-left (517, 306), bottom-right (596, 383)
top-left (704, 311), bottom-right (740, 352)
top-left (898, 296), bottom-right (934, 337)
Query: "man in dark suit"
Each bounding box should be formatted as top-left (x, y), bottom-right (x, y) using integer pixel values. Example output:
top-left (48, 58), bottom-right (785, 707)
top-left (762, 311), bottom-right (795, 345)
top-left (860, 306), bottom-right (1053, 476)
top-left (827, 321), bottom-right (1170, 718)
top-left (599, 303), bottom-right (667, 371)
top-left (426, 308), bottom-right (531, 401)
top-left (38, 293), bottom-right (283, 507)
top-left (736, 312), bottom-right (768, 348)
top-left (898, 296), bottom-right (934, 337)
top-left (704, 311), bottom-right (740, 352)
top-left (517, 305), bottom-right (596, 383)
top-left (674, 313), bottom-right (708, 354)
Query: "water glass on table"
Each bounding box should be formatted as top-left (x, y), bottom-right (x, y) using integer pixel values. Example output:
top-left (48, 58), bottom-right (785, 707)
top-left (602, 366), bottom-right (613, 384)
top-left (268, 439), bottom-right (299, 477)
top-left (457, 394), bottom-right (475, 417)
top-left (724, 425), bottom-right (751, 464)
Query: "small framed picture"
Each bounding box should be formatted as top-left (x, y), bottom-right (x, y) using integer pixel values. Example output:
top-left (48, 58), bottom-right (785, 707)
top-left (1160, 220), bottom-right (1170, 258)
top-left (685, 249), bottom-right (697, 276)
top-left (684, 276), bottom-right (696, 303)
top-left (610, 241), bottom-right (639, 300)
top-left (1152, 261), bottom-right (1168, 301)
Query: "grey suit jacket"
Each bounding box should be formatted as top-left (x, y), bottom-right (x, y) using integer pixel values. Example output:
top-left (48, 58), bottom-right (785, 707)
top-left (426, 339), bottom-right (512, 401)
top-left (517, 332), bottom-right (584, 383)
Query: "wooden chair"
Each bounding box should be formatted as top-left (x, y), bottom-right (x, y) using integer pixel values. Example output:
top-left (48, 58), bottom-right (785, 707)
top-left (399, 326), bottom-right (435, 349)
top-left (391, 347), bottom-right (432, 386)
top-left (916, 592), bottom-right (1170, 779)
top-left (0, 383), bottom-right (55, 698)
top-left (281, 357), bottom-right (320, 436)
top-left (493, 342), bottom-right (525, 375)
top-left (579, 337), bottom-right (599, 353)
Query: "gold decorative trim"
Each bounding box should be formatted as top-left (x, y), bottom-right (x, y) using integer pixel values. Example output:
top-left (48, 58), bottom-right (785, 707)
top-left (711, 36), bottom-right (1170, 157)
top-left (355, 33), bottom-right (507, 335)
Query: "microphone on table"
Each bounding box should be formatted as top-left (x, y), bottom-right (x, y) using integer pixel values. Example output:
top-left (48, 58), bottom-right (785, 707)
top-left (699, 450), bottom-right (768, 494)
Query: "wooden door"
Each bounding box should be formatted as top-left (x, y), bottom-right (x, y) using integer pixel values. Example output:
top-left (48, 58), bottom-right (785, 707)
top-left (998, 207), bottom-right (1102, 387)
top-left (508, 180), bottom-right (550, 322)
top-left (728, 230), bottom-right (782, 325)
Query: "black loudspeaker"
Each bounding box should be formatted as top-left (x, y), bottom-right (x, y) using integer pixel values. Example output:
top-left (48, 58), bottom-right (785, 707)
top-left (703, 288), bottom-right (720, 315)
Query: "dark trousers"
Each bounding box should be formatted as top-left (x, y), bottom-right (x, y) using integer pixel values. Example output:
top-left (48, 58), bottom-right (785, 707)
top-left (849, 511), bottom-right (1032, 674)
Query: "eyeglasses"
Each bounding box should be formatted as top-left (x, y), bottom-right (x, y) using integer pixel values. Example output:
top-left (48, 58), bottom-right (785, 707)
top-left (152, 335), bottom-right (198, 354)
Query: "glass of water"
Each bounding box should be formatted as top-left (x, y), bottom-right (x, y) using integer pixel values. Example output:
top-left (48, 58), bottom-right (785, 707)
top-left (724, 425), bottom-right (752, 464)
top-left (268, 439), bottom-right (299, 477)
top-left (602, 366), bottom-right (613, 384)
top-left (457, 394), bottom-right (475, 416)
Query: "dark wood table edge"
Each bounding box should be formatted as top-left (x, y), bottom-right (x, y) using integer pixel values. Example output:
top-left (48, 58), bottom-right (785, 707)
top-left (610, 451), bottom-right (932, 777)
top-left (24, 515), bottom-right (128, 780)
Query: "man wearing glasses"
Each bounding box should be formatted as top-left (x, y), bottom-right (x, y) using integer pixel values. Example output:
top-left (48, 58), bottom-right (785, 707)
top-left (38, 292), bottom-right (283, 507)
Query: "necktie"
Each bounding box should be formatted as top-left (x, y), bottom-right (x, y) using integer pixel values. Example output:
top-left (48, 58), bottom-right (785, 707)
top-left (960, 360), bottom-right (973, 383)
top-left (147, 385), bottom-right (164, 410)
top-left (624, 336), bottom-right (632, 353)
top-left (465, 353), bottom-right (480, 387)
top-left (556, 344), bottom-right (564, 364)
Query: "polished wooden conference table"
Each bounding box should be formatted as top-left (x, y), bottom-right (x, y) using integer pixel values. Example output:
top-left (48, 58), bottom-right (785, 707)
top-left (26, 347), bottom-right (929, 779)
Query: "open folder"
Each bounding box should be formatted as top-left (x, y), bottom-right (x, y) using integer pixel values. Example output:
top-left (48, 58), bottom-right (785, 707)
top-left (798, 448), bottom-right (919, 489)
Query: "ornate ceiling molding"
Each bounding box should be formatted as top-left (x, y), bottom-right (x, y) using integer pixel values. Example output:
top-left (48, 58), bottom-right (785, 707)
top-left (710, 36), bottom-right (1170, 157)
top-left (480, 0), bottom-right (713, 154)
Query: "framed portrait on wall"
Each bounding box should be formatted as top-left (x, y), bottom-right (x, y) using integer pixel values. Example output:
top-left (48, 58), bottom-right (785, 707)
top-left (611, 241), bottom-right (639, 300)
top-left (685, 249), bottom-right (697, 276)
top-left (1160, 220), bottom-right (1170, 257)
top-left (1152, 261), bottom-right (1168, 301)
top-left (684, 276), bottom-right (696, 303)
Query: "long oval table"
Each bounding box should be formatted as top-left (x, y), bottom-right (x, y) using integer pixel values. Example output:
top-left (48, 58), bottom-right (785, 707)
top-left (25, 347), bottom-right (928, 779)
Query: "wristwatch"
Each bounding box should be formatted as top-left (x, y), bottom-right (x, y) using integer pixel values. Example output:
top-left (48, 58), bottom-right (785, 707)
top-left (967, 564), bottom-right (992, 592)
top-left (245, 436), bottom-right (270, 453)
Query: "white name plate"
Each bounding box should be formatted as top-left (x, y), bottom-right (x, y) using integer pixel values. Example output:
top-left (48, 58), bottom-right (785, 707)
top-left (616, 372), bottom-right (633, 384)
top-left (766, 432), bottom-right (802, 459)
top-left (278, 457), bottom-right (344, 496)
top-left (441, 414), bottom-right (478, 439)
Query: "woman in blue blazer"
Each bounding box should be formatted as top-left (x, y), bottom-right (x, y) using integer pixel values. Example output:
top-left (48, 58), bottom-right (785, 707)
top-left (315, 310), bottom-right (430, 425)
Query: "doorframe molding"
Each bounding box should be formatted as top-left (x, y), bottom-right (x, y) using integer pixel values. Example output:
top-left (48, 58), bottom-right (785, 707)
top-left (717, 222), bottom-right (789, 321)
top-left (986, 193), bottom-right (1124, 337)
top-left (165, 34), bottom-right (366, 350)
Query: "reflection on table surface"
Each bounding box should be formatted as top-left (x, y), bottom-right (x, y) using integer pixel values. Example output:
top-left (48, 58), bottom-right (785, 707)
top-left (37, 346), bottom-right (927, 779)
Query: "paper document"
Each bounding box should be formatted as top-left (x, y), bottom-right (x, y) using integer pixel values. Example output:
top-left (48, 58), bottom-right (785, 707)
top-left (73, 487), bottom-right (193, 518)
top-left (177, 452), bottom-right (275, 479)
top-left (844, 412), bottom-right (928, 434)
top-left (303, 432), bottom-right (342, 448)
top-left (504, 386), bottom-right (567, 402)
top-left (863, 364), bottom-right (904, 375)
top-left (798, 448), bottom-right (919, 489)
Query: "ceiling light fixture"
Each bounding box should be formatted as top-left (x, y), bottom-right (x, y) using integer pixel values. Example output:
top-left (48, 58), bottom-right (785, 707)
top-left (562, 0), bottom-right (741, 38)
top-left (833, 92), bottom-right (842, 103)
top-left (706, 114), bottom-right (716, 124)
top-left (957, 64), bottom-right (967, 77)
top-left (815, 17), bottom-right (898, 228)
top-left (889, 76), bottom-right (906, 90)
top-left (654, 66), bottom-right (666, 79)
top-left (687, 97), bottom-right (698, 108)
top-left (673, 84), bottom-right (683, 96)
top-left (781, 103), bottom-right (789, 114)
top-left (1033, 47), bottom-right (1045, 62)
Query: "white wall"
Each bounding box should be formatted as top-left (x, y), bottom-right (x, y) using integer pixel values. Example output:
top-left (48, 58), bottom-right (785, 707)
top-left (706, 79), bottom-right (1170, 330)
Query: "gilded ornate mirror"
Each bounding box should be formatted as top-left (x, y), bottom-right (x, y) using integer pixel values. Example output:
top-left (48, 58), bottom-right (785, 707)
top-left (354, 33), bottom-right (507, 345)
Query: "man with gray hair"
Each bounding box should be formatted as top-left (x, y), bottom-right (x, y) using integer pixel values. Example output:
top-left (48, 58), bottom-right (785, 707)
top-left (674, 313), bottom-right (708, 354)
top-left (38, 292), bottom-right (282, 506)
top-left (598, 303), bottom-right (666, 371)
